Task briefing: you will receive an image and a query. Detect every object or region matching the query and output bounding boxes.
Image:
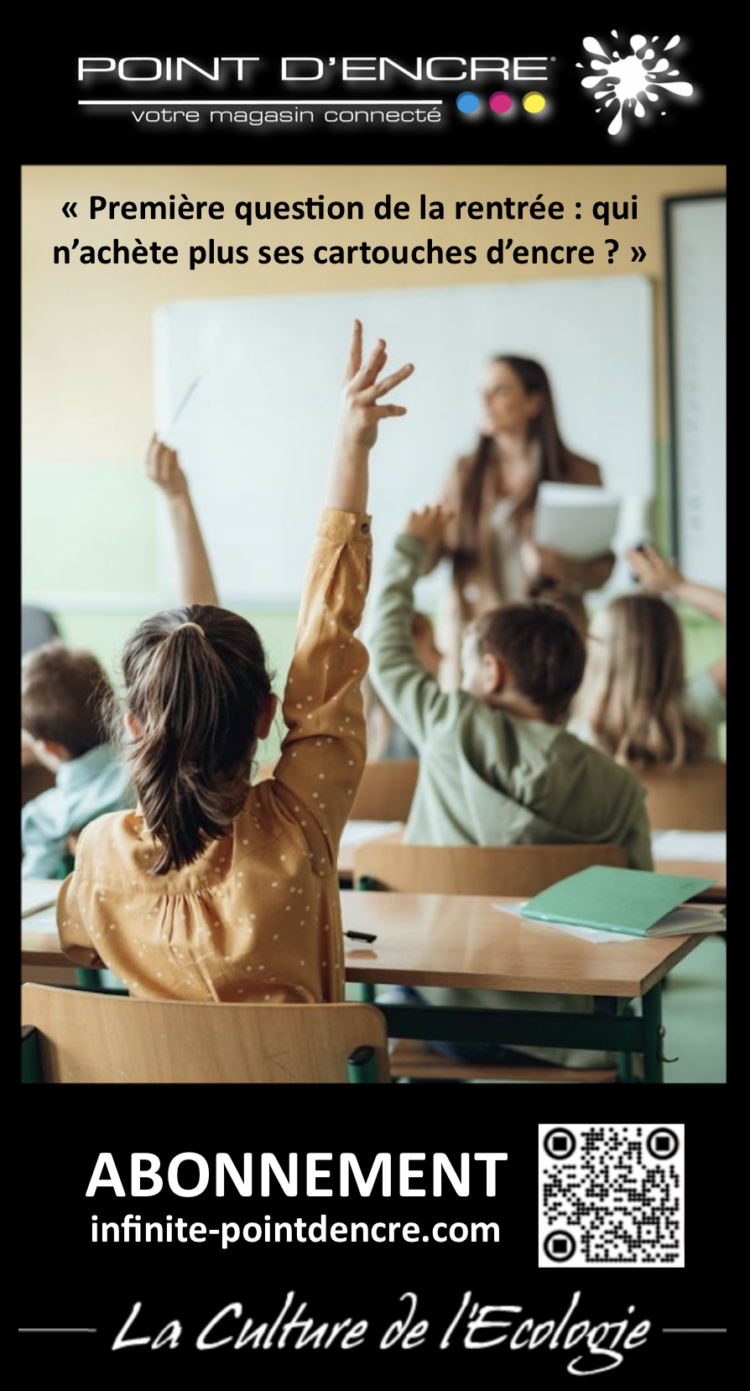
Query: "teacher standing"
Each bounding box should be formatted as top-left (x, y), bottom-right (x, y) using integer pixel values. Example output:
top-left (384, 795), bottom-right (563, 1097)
top-left (430, 355), bottom-right (615, 682)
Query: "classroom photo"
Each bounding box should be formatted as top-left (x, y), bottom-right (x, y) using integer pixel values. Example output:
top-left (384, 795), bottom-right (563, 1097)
top-left (21, 165), bottom-right (726, 1085)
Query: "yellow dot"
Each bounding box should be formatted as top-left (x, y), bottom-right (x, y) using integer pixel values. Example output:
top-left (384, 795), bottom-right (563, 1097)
top-left (523, 91), bottom-right (546, 113)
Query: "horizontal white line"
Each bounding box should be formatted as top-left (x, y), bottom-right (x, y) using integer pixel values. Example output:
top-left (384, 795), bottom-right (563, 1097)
top-left (19, 1328), bottom-right (97, 1333)
top-left (662, 1329), bottom-right (727, 1333)
top-left (79, 99), bottom-right (443, 106)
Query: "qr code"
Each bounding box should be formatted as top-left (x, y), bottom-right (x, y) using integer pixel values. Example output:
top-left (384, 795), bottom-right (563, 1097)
top-left (539, 1124), bottom-right (684, 1267)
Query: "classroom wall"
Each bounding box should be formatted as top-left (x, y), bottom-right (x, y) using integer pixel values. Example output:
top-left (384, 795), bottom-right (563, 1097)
top-left (22, 164), bottom-right (726, 702)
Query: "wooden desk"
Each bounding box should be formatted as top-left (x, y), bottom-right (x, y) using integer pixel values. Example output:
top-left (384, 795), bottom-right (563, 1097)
top-left (23, 893), bottom-right (702, 995)
top-left (342, 893), bottom-right (704, 996)
top-left (23, 891), bottom-right (719, 1082)
top-left (655, 860), bottom-right (726, 904)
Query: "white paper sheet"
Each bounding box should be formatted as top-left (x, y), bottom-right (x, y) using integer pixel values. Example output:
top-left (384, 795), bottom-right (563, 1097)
top-left (22, 879), bottom-right (61, 918)
top-left (651, 830), bottom-right (727, 862)
top-left (534, 482), bottom-right (620, 560)
top-left (339, 821), bottom-right (404, 850)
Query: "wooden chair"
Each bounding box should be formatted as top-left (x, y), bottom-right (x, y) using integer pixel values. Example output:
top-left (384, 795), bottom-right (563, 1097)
top-left (21, 985), bottom-right (390, 1084)
top-left (350, 760), bottom-right (419, 822)
top-left (638, 761), bottom-right (727, 831)
top-left (354, 839), bottom-right (628, 897)
top-left (354, 840), bottom-right (628, 1085)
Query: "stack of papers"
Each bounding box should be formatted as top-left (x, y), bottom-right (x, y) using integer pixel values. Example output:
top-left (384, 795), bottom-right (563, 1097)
top-left (535, 482), bottom-right (620, 560)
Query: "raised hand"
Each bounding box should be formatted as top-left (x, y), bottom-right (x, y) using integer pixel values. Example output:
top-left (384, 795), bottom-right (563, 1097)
top-left (146, 434), bottom-right (189, 499)
top-left (328, 321), bottom-right (414, 513)
top-left (404, 504), bottom-right (454, 553)
top-left (339, 320), bottom-right (413, 452)
top-left (625, 544), bottom-right (683, 594)
top-left (146, 434), bottom-right (218, 605)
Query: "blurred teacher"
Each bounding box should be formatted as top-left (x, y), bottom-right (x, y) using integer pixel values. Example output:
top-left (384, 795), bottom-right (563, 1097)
top-left (432, 355), bottom-right (615, 681)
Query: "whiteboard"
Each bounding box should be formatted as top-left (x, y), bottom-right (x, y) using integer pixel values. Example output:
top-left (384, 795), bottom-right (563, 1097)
top-left (666, 195), bottom-right (726, 586)
top-left (154, 277), bottom-right (654, 607)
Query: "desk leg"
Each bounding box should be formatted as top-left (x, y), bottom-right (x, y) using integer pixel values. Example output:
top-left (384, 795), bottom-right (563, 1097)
top-left (76, 967), bottom-right (104, 991)
top-left (617, 1001), bottom-right (635, 1084)
top-left (642, 983), bottom-right (664, 1085)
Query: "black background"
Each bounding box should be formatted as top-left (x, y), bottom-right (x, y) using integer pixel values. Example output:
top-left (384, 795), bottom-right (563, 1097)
top-left (18, 22), bottom-right (723, 165)
top-left (22, 1092), bottom-right (716, 1376)
top-left (19, 23), bottom-right (727, 1376)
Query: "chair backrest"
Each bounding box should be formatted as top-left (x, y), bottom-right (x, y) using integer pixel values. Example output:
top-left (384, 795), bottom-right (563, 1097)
top-left (354, 840), bottom-right (628, 897)
top-left (638, 761), bottom-right (727, 831)
top-left (21, 605), bottom-right (59, 657)
top-left (21, 986), bottom-right (390, 1084)
top-left (350, 760), bottom-right (419, 822)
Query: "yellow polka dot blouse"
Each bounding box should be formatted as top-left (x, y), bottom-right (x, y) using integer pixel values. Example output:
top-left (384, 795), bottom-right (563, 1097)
top-left (57, 509), bottom-right (372, 1004)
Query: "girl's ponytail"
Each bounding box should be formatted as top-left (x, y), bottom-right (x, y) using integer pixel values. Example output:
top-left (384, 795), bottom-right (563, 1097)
top-left (116, 605), bottom-right (272, 873)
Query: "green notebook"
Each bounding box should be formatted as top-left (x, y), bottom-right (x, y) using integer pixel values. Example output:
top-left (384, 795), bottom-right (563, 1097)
top-left (520, 866), bottom-right (715, 938)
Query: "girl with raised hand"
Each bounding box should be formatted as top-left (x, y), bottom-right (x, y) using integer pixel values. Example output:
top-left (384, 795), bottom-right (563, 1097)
top-left (57, 324), bottom-right (413, 1003)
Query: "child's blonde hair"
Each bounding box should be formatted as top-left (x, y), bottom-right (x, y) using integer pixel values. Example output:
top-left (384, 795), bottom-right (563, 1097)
top-left (587, 594), bottom-right (707, 768)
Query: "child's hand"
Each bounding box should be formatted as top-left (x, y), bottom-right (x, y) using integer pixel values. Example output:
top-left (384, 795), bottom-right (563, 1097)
top-left (337, 321), bottom-right (413, 455)
top-left (404, 504), bottom-right (453, 552)
top-left (146, 434), bottom-right (189, 499)
top-left (626, 544), bottom-right (683, 594)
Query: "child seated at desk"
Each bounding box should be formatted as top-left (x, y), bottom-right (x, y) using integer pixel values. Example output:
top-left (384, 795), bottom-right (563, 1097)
top-left (369, 505), bottom-right (652, 1069)
top-left (574, 545), bottom-right (727, 766)
top-left (369, 505), bottom-right (652, 866)
top-left (21, 645), bottom-right (133, 879)
top-left (57, 324), bottom-right (414, 1004)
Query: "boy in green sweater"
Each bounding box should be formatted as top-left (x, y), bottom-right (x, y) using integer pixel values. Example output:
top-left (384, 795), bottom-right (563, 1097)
top-left (369, 505), bottom-right (653, 1068)
top-left (370, 505), bottom-right (652, 867)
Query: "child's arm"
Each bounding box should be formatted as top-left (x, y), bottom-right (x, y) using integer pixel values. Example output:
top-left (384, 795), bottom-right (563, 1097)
top-left (272, 323), bottom-right (413, 850)
top-left (22, 796), bottom-right (70, 880)
top-left (369, 505), bottom-right (454, 748)
top-left (627, 545), bottom-right (726, 698)
top-left (57, 834), bottom-right (105, 967)
top-left (325, 323), bottom-right (412, 512)
top-left (147, 435), bottom-right (219, 606)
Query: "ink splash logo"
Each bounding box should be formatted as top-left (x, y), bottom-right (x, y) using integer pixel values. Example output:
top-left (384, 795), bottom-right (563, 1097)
top-left (578, 32), bottom-right (693, 136)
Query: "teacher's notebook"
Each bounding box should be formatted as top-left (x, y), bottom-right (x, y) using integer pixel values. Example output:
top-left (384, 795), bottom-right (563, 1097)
top-left (520, 866), bottom-right (722, 939)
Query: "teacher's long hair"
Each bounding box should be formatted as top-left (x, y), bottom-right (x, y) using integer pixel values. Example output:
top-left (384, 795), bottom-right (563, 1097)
top-left (454, 356), bottom-right (571, 583)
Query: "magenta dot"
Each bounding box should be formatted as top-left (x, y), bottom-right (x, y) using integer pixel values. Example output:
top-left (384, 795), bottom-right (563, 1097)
top-left (489, 91), bottom-right (513, 114)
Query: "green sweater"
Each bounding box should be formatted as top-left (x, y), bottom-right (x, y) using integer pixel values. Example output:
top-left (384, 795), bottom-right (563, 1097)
top-left (368, 534), bottom-right (653, 1068)
top-left (369, 534), bottom-right (653, 868)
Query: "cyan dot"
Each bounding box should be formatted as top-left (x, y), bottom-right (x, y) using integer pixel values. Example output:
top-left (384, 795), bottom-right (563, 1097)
top-left (456, 91), bottom-right (480, 114)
